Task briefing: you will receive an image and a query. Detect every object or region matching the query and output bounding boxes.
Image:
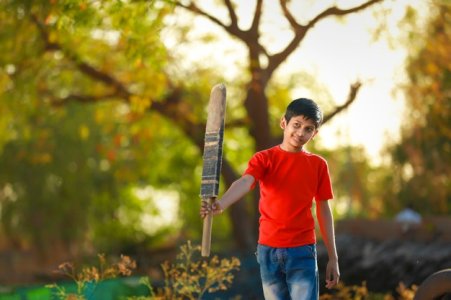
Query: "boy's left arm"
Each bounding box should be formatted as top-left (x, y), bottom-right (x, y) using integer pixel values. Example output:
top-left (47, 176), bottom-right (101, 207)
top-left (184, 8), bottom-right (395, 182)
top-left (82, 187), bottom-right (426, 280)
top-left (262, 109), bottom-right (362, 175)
top-left (316, 200), bottom-right (340, 289)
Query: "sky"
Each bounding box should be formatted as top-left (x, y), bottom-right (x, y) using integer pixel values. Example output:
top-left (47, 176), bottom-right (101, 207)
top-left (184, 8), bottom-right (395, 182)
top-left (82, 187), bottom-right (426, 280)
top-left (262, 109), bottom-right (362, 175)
top-left (164, 0), bottom-right (428, 165)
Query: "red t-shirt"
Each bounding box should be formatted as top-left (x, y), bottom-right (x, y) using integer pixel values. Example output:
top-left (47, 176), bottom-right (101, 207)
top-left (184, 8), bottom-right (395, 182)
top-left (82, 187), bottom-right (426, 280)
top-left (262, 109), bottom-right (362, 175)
top-left (244, 145), bottom-right (333, 248)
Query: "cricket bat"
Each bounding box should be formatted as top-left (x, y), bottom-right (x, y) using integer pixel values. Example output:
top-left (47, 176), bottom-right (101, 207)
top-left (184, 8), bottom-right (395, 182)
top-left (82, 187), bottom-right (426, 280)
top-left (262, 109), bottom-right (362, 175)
top-left (200, 84), bottom-right (226, 257)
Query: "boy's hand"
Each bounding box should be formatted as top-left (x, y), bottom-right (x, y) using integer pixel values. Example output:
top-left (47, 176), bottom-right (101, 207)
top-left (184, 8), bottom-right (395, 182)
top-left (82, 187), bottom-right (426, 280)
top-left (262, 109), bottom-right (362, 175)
top-left (200, 200), bottom-right (223, 218)
top-left (325, 259), bottom-right (340, 289)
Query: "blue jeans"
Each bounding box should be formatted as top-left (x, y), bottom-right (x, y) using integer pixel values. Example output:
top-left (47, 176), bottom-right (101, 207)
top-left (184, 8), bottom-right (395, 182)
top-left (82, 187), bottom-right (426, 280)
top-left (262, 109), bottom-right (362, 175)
top-left (256, 244), bottom-right (319, 300)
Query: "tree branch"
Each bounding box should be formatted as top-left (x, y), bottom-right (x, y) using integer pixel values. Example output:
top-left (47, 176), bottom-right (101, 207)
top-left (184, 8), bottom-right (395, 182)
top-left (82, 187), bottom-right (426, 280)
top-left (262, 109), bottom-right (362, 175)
top-left (249, 0), bottom-right (263, 33)
top-left (323, 81), bottom-right (362, 124)
top-left (267, 30), bottom-right (307, 76)
top-left (31, 13), bottom-right (201, 139)
top-left (172, 0), bottom-right (270, 61)
top-left (174, 1), bottom-right (231, 32)
top-left (270, 81), bottom-right (362, 145)
top-left (31, 12), bottom-right (207, 140)
top-left (279, 0), bottom-right (303, 31)
top-left (223, 0), bottom-right (238, 29)
top-left (268, 0), bottom-right (383, 76)
top-left (47, 92), bottom-right (120, 107)
top-left (30, 14), bottom-right (131, 99)
top-left (267, 0), bottom-right (309, 75)
top-left (307, 0), bottom-right (384, 29)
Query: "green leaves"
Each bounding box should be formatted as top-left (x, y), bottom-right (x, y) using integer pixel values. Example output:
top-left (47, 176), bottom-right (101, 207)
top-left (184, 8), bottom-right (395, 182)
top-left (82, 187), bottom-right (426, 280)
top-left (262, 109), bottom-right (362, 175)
top-left (0, 0), bottom-right (182, 253)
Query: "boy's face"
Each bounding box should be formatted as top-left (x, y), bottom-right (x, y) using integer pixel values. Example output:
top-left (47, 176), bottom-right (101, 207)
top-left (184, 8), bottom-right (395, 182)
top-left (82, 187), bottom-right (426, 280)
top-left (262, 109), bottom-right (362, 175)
top-left (280, 115), bottom-right (318, 152)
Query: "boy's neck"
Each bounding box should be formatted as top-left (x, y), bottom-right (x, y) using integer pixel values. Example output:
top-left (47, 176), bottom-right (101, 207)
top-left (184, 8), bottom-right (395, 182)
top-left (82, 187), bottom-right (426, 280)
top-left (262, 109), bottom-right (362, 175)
top-left (279, 144), bottom-right (305, 153)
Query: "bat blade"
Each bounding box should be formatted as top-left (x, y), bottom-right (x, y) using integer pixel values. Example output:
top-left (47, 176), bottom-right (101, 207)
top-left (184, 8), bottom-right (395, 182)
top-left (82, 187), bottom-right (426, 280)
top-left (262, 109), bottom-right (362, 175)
top-left (200, 84), bottom-right (226, 198)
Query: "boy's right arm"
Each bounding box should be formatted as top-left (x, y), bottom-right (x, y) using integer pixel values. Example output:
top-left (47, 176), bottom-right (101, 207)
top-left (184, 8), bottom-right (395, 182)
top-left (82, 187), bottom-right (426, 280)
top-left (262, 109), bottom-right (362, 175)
top-left (200, 174), bottom-right (255, 218)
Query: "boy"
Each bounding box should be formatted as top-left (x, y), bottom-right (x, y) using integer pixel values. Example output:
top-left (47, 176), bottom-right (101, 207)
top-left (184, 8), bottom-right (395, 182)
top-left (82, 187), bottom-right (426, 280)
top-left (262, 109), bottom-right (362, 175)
top-left (200, 98), bottom-right (340, 300)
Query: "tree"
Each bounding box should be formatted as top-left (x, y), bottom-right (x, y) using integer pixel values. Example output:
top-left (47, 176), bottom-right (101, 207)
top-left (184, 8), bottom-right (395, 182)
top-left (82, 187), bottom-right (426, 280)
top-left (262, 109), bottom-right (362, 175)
top-left (0, 0), bottom-right (387, 252)
top-left (386, 1), bottom-right (450, 215)
top-left (149, 0), bottom-right (383, 249)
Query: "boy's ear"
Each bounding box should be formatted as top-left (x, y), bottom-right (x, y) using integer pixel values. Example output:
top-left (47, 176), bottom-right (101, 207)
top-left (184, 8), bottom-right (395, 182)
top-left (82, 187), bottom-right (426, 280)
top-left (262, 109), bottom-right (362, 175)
top-left (280, 117), bottom-right (287, 129)
top-left (312, 129), bottom-right (319, 139)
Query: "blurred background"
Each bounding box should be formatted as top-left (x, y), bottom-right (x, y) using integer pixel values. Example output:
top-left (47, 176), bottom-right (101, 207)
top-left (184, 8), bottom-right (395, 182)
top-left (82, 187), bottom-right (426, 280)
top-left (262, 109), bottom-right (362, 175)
top-left (0, 0), bottom-right (449, 299)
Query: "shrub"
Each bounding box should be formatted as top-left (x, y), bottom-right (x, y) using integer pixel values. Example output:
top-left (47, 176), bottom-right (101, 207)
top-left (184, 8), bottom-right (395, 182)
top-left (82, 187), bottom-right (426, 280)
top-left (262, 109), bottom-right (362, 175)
top-left (131, 240), bottom-right (241, 300)
top-left (47, 241), bottom-right (240, 300)
top-left (47, 253), bottom-right (136, 300)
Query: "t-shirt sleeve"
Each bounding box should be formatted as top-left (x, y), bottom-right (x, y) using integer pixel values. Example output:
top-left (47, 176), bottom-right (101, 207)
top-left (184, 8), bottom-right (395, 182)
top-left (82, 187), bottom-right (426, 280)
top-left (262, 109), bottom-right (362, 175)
top-left (243, 151), bottom-right (267, 189)
top-left (315, 159), bottom-right (334, 201)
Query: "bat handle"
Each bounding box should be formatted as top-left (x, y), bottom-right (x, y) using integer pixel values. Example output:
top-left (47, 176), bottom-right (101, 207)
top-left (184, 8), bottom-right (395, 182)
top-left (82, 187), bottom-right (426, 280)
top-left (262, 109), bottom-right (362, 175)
top-left (201, 197), bottom-right (215, 257)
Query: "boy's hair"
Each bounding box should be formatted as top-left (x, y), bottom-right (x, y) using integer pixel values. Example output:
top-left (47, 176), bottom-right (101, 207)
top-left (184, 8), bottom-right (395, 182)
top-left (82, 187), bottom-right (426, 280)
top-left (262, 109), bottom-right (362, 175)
top-left (284, 98), bottom-right (323, 128)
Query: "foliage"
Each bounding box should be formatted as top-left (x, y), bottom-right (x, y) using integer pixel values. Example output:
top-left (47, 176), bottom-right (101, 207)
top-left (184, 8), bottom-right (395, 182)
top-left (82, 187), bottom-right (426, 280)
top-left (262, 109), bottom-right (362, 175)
top-left (393, 282), bottom-right (418, 300)
top-left (0, 0), bottom-right (193, 253)
top-left (0, 99), bottom-right (199, 253)
top-left (313, 145), bottom-right (386, 218)
top-left (47, 241), bottom-right (240, 300)
top-left (320, 281), bottom-right (418, 300)
top-left (47, 253), bottom-right (137, 300)
top-left (384, 0), bottom-right (450, 215)
top-left (153, 240), bottom-right (240, 300)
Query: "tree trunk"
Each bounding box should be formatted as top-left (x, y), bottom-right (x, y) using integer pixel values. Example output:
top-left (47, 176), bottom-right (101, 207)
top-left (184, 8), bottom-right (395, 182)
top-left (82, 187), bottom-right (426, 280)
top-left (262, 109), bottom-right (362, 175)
top-left (248, 64), bottom-right (278, 224)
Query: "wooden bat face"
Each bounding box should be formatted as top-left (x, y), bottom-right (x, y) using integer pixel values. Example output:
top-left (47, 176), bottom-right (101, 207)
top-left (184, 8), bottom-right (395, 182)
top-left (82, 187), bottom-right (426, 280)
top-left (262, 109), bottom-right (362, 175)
top-left (200, 84), bottom-right (226, 198)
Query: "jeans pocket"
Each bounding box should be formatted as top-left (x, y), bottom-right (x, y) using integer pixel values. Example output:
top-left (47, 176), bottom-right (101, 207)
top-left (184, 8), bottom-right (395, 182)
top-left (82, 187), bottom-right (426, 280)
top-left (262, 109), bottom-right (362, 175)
top-left (306, 244), bottom-right (316, 258)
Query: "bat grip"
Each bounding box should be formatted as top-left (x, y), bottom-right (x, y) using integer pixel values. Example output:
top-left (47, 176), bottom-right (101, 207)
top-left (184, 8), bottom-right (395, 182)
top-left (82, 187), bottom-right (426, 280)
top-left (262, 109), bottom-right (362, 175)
top-left (201, 197), bottom-right (215, 257)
